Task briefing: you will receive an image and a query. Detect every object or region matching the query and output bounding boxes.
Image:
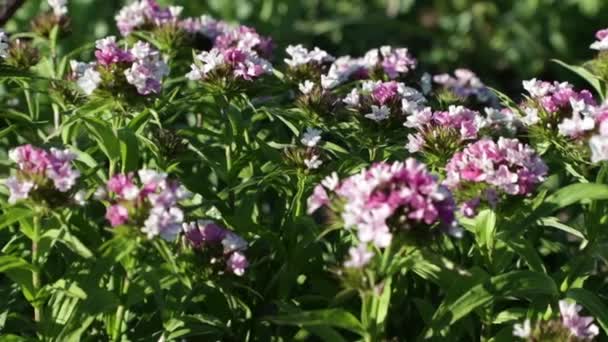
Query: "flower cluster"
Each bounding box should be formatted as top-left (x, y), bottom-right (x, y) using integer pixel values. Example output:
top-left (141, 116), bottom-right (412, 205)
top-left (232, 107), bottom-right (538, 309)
top-left (186, 47), bottom-right (272, 83)
top-left (102, 170), bottom-right (190, 241)
top-left (5, 145), bottom-right (80, 205)
top-left (405, 105), bottom-right (481, 154)
top-left (363, 46), bottom-right (417, 79)
top-left (513, 300), bottom-right (599, 341)
top-left (445, 138), bottom-right (547, 216)
top-left (320, 45), bottom-right (415, 89)
top-left (343, 80), bottom-right (426, 122)
top-left (183, 220), bottom-right (249, 276)
top-left (589, 104), bottom-right (608, 163)
top-left (214, 25), bottom-right (274, 59)
top-left (72, 37), bottom-right (168, 96)
top-left (285, 44), bottom-right (335, 69)
top-left (115, 0), bottom-right (182, 36)
top-left (522, 79), bottom-right (596, 129)
top-left (433, 68), bottom-right (497, 106)
top-left (308, 159), bottom-right (459, 267)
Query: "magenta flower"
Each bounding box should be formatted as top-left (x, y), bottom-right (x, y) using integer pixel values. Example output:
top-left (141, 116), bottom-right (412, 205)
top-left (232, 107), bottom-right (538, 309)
top-left (5, 145), bottom-right (81, 204)
top-left (344, 243), bottom-right (374, 269)
top-left (309, 159), bottom-right (460, 250)
top-left (445, 138), bottom-right (547, 215)
top-left (106, 204), bottom-right (129, 227)
top-left (94, 36), bottom-right (133, 66)
top-left (103, 170), bottom-right (190, 241)
top-left (371, 81), bottom-right (399, 105)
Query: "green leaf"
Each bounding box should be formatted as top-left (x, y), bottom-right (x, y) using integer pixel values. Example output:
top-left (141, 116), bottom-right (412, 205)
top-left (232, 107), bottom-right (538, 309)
top-left (425, 271), bottom-right (557, 338)
top-left (0, 207), bottom-right (33, 231)
top-left (0, 255), bottom-right (37, 273)
top-left (83, 118), bottom-right (121, 162)
top-left (566, 288), bottom-right (608, 334)
top-left (118, 128), bottom-right (140, 172)
top-left (41, 229), bottom-right (94, 259)
top-left (264, 309), bottom-right (364, 336)
top-left (552, 59), bottom-right (605, 100)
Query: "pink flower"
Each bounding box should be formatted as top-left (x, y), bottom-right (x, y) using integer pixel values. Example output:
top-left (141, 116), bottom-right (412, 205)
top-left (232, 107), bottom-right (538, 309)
top-left (371, 81), bottom-right (399, 105)
top-left (226, 251), bottom-right (248, 276)
top-left (107, 173), bottom-right (139, 200)
top-left (309, 159), bottom-right (459, 250)
top-left (591, 28), bottom-right (608, 51)
top-left (106, 204), bottom-right (129, 227)
top-left (445, 138), bottom-right (547, 215)
top-left (5, 176), bottom-right (35, 204)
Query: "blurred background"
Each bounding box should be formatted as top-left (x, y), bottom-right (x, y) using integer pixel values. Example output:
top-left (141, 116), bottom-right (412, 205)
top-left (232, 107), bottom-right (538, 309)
top-left (5, 0), bottom-right (607, 95)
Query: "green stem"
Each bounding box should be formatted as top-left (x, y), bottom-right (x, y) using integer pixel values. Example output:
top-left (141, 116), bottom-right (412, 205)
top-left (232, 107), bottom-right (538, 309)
top-left (32, 215), bottom-right (41, 322)
top-left (112, 274), bottom-right (130, 342)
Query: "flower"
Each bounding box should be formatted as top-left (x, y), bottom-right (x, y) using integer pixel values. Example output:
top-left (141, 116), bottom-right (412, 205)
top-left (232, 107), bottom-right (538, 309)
top-left (589, 135), bottom-right (608, 163)
top-left (103, 170), bottom-right (190, 241)
top-left (590, 28), bottom-right (608, 51)
top-left (434, 68), bottom-right (496, 104)
top-left (186, 47), bottom-right (272, 82)
top-left (513, 319), bottom-right (532, 339)
top-left (284, 44), bottom-right (334, 68)
top-left (365, 105), bottom-right (390, 122)
top-left (344, 243), bottom-right (374, 269)
top-left (227, 251), bottom-right (248, 276)
top-left (106, 204), bottom-right (129, 227)
top-left (5, 145), bottom-right (81, 204)
top-left (124, 42), bottom-right (169, 95)
top-left (115, 0), bottom-right (180, 36)
top-left (214, 25), bottom-right (274, 58)
top-left (301, 127), bottom-right (322, 147)
top-left (559, 300), bottom-right (599, 339)
top-left (343, 88), bottom-right (360, 107)
top-left (142, 206), bottom-right (184, 241)
top-left (222, 232), bottom-right (248, 254)
top-left (298, 80), bottom-right (315, 95)
top-left (309, 159), bottom-right (459, 250)
top-left (445, 138), bottom-right (547, 214)
top-left (0, 30), bottom-right (9, 59)
top-left (364, 46), bottom-right (417, 79)
top-left (94, 36), bottom-right (133, 66)
top-left (304, 154), bottom-right (323, 170)
top-left (48, 0), bottom-right (68, 17)
top-left (5, 177), bottom-right (35, 204)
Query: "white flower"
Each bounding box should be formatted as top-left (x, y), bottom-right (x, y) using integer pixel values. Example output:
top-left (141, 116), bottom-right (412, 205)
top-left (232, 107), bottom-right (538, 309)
top-left (301, 127), bottom-right (322, 147)
top-left (521, 107), bottom-right (540, 126)
top-left (187, 49), bottom-right (224, 80)
top-left (321, 172), bottom-right (340, 191)
top-left (522, 78), bottom-right (552, 98)
top-left (0, 30), bottom-right (10, 59)
top-left (74, 190), bottom-right (87, 206)
top-left (343, 88), bottom-right (360, 107)
top-left (298, 80), bottom-right (315, 95)
top-left (284, 44), bottom-right (333, 67)
top-left (142, 206), bottom-right (184, 241)
top-left (365, 105), bottom-right (390, 122)
top-left (558, 112), bottom-right (595, 138)
top-left (512, 319), bottom-right (531, 338)
top-left (590, 135), bottom-right (608, 163)
top-left (77, 68), bottom-right (102, 96)
top-left (304, 154), bottom-right (323, 170)
top-left (48, 0), bottom-right (68, 17)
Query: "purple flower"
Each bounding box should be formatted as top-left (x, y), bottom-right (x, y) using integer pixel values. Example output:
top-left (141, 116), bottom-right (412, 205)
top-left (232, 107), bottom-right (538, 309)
top-left (559, 300), bottom-right (599, 339)
top-left (186, 47), bottom-right (271, 82)
top-left (106, 204), bottom-right (129, 227)
top-left (142, 206), bottom-right (183, 241)
top-left (5, 176), bottom-right (35, 204)
top-left (115, 0), bottom-right (182, 36)
top-left (226, 251), bottom-right (248, 276)
top-left (94, 36), bottom-right (133, 66)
